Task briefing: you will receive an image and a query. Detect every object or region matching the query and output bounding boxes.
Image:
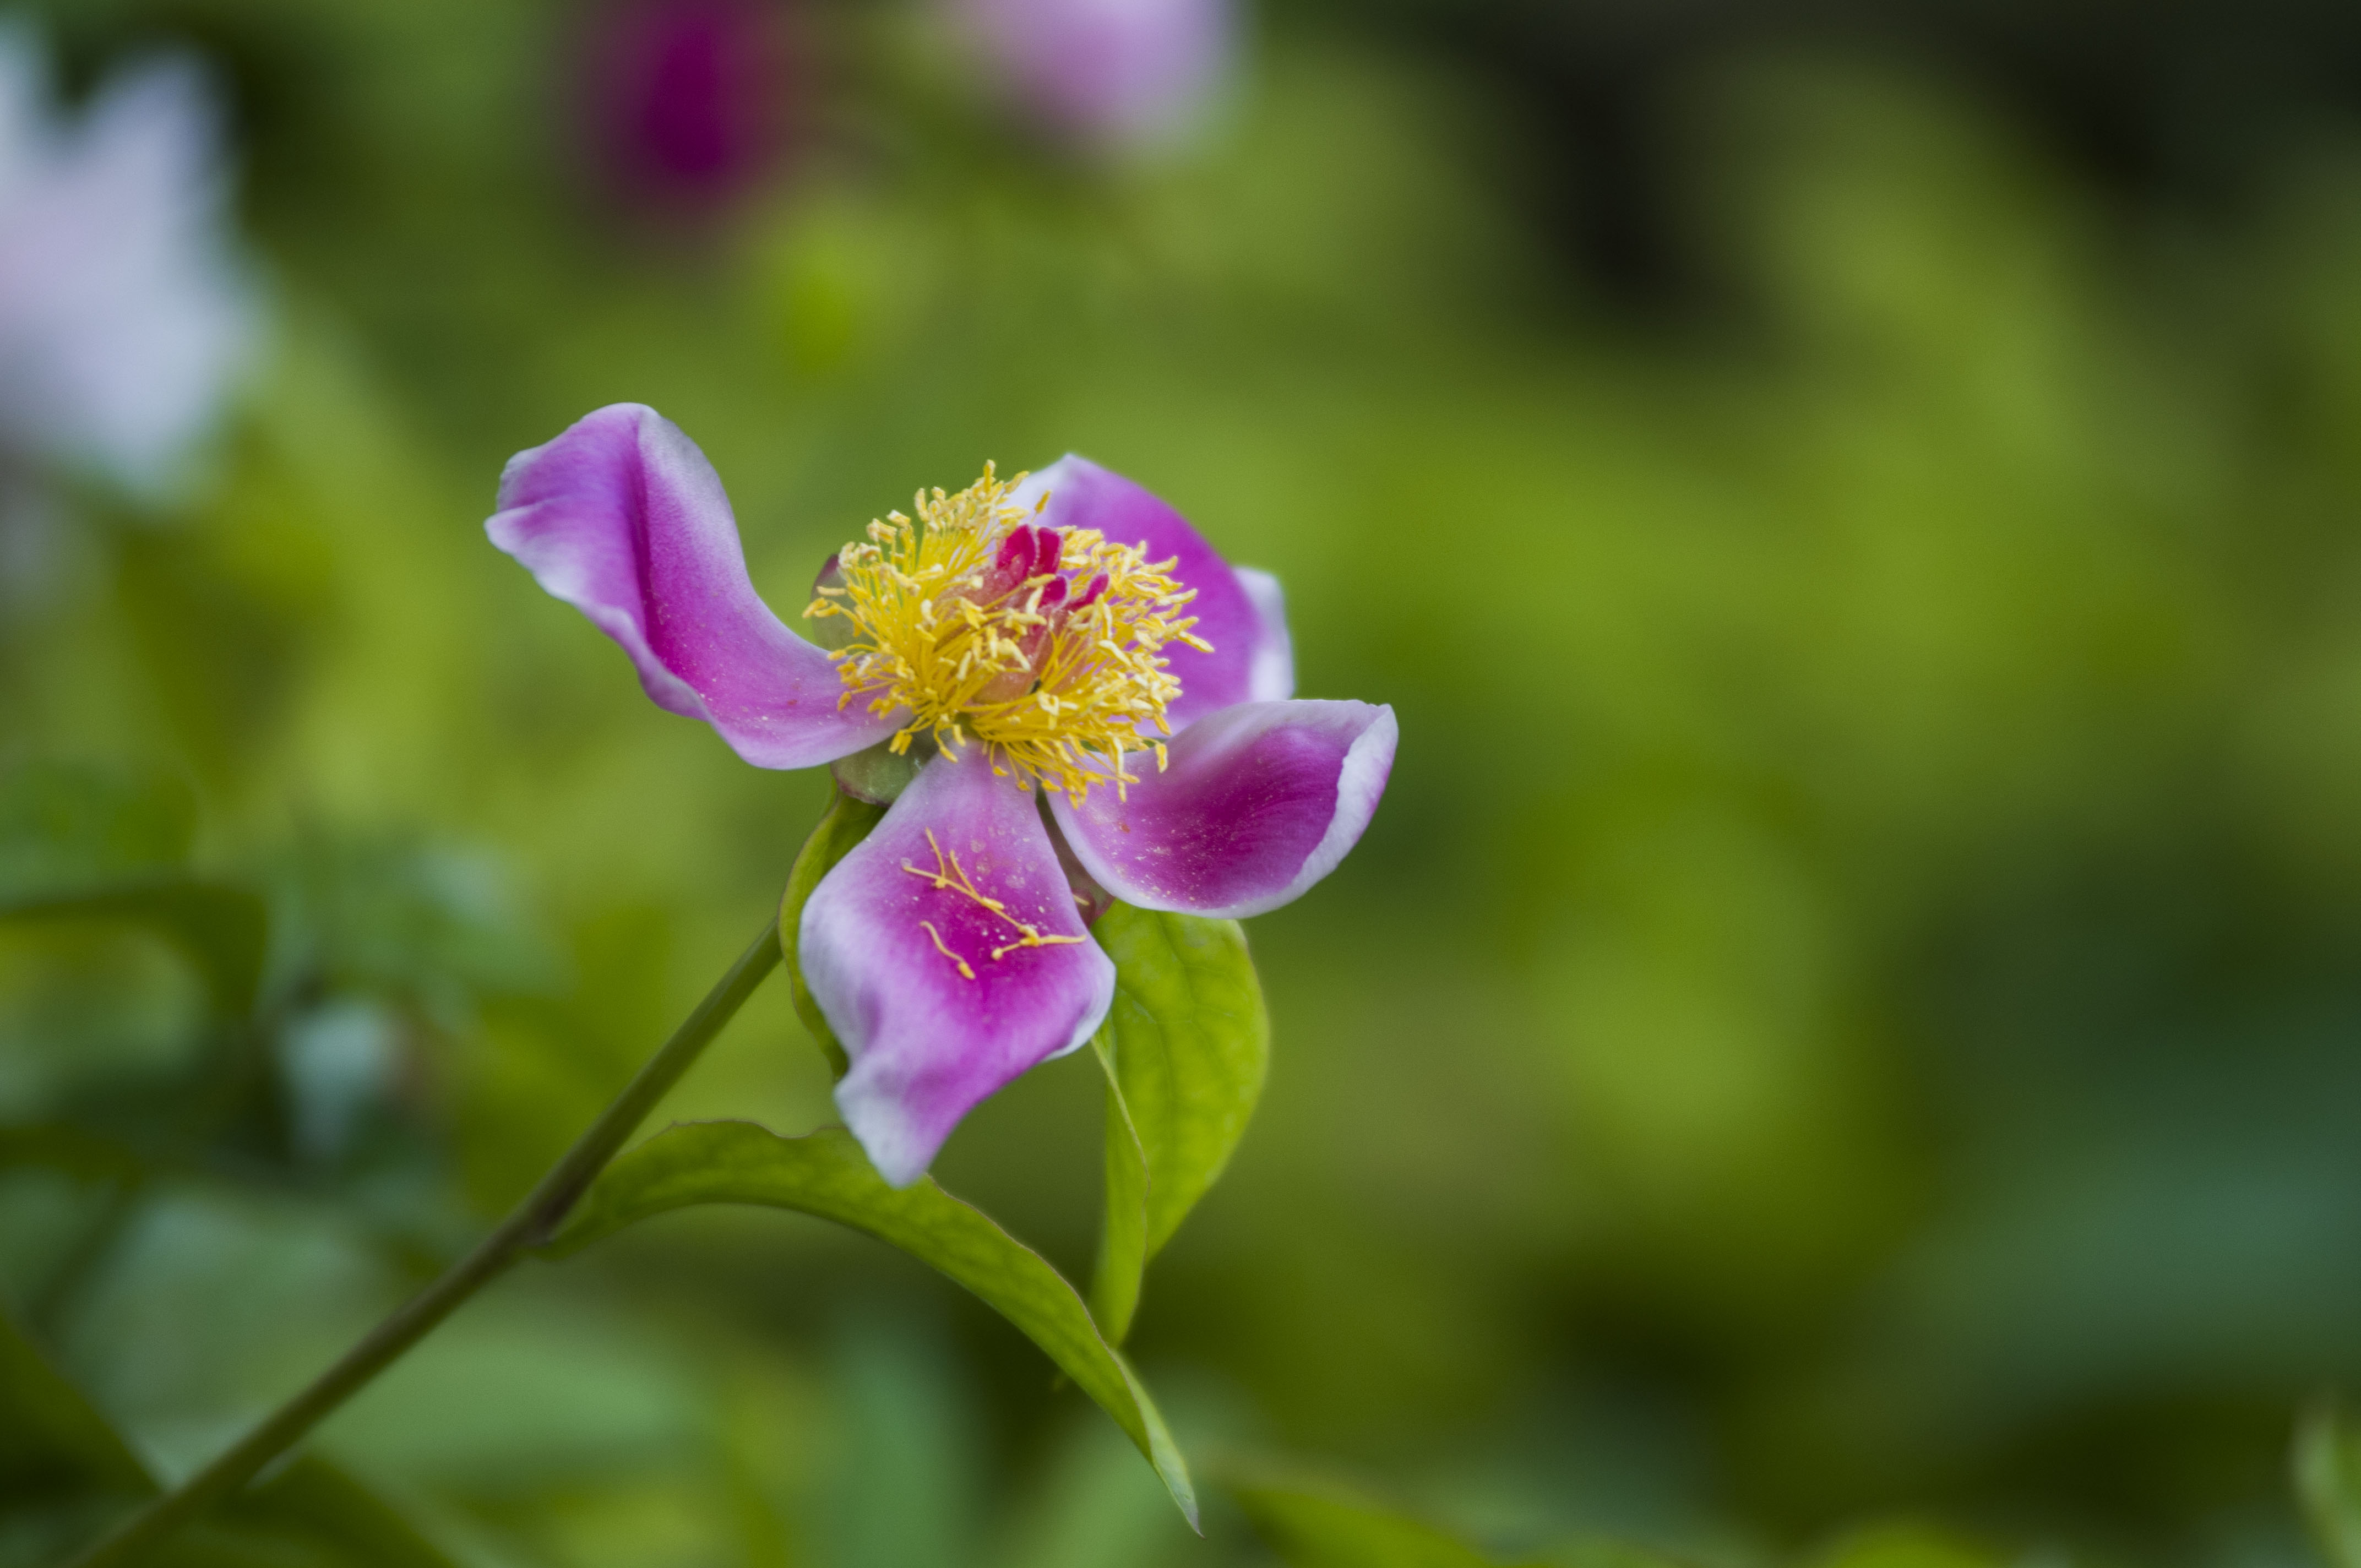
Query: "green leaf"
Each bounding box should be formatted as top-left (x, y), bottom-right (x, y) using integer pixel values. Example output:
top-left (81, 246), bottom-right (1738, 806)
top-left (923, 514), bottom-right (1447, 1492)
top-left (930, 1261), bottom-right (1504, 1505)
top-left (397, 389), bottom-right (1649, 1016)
top-left (0, 761), bottom-right (261, 1018)
top-left (0, 878), bottom-right (269, 1018)
top-left (1223, 1467), bottom-right (1517, 1568)
top-left (1222, 1461), bottom-right (1660, 1568)
top-left (545, 1119), bottom-right (1199, 1528)
top-left (1801, 1523), bottom-right (2003, 1568)
top-left (2298, 1398), bottom-right (2361, 1568)
top-left (0, 1305), bottom-right (152, 1501)
top-left (0, 1123), bottom-right (148, 1185)
top-left (0, 760), bottom-right (196, 902)
top-left (3, 1305), bottom-right (462, 1567)
top-left (1549, 1543), bottom-right (1704, 1568)
top-left (1085, 903), bottom-right (1269, 1342)
top-left (212, 1455), bottom-right (463, 1568)
top-left (779, 790), bottom-right (885, 1077)
top-left (1087, 1030), bottom-right (1152, 1347)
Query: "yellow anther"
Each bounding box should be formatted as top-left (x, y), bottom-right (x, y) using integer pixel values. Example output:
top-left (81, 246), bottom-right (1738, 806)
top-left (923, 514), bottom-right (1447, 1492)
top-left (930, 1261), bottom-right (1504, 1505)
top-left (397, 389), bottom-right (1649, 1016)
top-left (902, 830), bottom-right (1008, 910)
top-left (989, 932), bottom-right (1089, 962)
top-left (901, 831), bottom-right (1088, 966)
top-left (919, 921), bottom-right (975, 981)
top-left (805, 464), bottom-right (1204, 803)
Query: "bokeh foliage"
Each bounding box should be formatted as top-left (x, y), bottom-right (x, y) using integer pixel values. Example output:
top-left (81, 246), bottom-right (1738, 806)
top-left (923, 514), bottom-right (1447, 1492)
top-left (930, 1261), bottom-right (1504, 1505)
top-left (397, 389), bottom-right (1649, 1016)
top-left (9, 0), bottom-right (2361, 1564)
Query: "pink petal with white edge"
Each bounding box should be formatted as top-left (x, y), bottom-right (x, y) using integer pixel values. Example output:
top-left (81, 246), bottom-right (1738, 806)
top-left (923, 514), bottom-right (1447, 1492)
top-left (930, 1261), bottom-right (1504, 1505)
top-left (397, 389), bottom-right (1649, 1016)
top-left (1233, 565), bottom-right (1294, 701)
top-left (487, 404), bottom-right (894, 769)
top-left (1010, 456), bottom-right (1281, 727)
top-left (1049, 700), bottom-right (1396, 921)
top-left (803, 748), bottom-right (1116, 1186)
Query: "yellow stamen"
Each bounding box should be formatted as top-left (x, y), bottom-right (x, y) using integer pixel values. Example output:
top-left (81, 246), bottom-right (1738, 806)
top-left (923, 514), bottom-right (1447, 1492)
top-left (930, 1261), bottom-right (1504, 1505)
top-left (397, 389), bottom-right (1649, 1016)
top-left (901, 831), bottom-right (1089, 965)
top-left (805, 465), bottom-right (1211, 803)
top-left (989, 932), bottom-right (1089, 962)
top-left (918, 921), bottom-right (975, 982)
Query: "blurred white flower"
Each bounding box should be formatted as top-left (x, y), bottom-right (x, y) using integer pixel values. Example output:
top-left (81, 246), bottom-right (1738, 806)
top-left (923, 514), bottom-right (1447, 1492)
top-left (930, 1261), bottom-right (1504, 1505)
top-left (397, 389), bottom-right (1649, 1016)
top-left (0, 28), bottom-right (254, 495)
top-left (954, 0), bottom-right (1233, 152)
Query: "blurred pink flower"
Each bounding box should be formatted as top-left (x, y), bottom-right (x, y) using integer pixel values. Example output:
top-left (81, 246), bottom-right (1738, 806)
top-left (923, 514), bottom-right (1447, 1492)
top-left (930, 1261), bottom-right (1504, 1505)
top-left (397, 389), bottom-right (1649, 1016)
top-left (583, 0), bottom-right (795, 211)
top-left (955, 0), bottom-right (1233, 150)
top-left (0, 29), bottom-right (253, 492)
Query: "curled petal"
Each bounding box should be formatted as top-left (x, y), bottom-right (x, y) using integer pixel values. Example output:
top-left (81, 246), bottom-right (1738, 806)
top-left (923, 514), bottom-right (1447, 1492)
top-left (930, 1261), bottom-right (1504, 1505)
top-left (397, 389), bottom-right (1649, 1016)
top-left (1050, 700), bottom-right (1396, 919)
top-left (1233, 566), bottom-right (1294, 701)
top-left (802, 748), bottom-right (1116, 1185)
top-left (1011, 456), bottom-right (1283, 726)
top-left (487, 404), bottom-right (894, 769)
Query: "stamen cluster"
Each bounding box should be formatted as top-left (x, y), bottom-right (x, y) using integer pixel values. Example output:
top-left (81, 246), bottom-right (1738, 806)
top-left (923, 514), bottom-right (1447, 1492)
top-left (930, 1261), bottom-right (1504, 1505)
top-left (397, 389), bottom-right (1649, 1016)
top-left (806, 466), bottom-right (1210, 801)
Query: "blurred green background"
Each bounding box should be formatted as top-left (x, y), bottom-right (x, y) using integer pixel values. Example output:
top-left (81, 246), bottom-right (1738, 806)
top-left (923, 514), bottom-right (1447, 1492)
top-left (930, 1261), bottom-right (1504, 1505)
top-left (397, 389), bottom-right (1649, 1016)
top-left (11, 0), bottom-right (2361, 1564)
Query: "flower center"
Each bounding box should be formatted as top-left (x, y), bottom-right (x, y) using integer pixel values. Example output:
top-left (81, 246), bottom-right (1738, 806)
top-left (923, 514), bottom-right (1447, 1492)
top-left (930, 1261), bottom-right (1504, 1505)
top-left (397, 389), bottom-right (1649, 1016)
top-left (805, 465), bottom-right (1210, 801)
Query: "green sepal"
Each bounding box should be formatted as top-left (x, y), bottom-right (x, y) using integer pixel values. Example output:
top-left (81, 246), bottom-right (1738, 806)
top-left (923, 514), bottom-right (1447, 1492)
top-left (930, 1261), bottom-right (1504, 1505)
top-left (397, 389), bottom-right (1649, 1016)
top-left (542, 1118), bottom-right (1199, 1529)
top-left (828, 739), bottom-right (926, 805)
top-left (1085, 902), bottom-right (1269, 1342)
top-left (780, 788), bottom-right (886, 1077)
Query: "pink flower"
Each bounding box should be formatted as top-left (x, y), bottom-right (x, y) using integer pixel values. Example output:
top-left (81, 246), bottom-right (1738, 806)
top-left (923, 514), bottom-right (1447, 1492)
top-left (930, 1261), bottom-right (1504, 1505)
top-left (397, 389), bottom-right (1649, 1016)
top-left (581, 0), bottom-right (795, 211)
top-left (954, 0), bottom-right (1233, 151)
top-left (488, 405), bottom-right (1394, 1183)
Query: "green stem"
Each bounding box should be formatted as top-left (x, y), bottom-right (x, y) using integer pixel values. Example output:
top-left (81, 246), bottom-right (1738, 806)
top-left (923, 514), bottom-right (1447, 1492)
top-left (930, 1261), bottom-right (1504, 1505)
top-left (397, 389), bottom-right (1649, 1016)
top-left (62, 918), bottom-right (784, 1568)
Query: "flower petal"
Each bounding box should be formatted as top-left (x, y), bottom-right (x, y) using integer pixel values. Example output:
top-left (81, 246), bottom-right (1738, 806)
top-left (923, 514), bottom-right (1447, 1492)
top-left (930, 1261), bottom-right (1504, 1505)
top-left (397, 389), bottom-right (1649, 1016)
top-left (1049, 700), bottom-right (1396, 919)
top-left (488, 404), bottom-right (894, 769)
top-left (802, 748), bottom-right (1116, 1185)
top-left (1011, 456), bottom-right (1281, 727)
top-left (957, 0), bottom-right (1232, 149)
top-left (1232, 565), bottom-right (1294, 701)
